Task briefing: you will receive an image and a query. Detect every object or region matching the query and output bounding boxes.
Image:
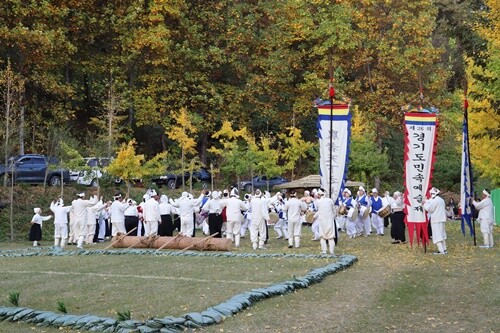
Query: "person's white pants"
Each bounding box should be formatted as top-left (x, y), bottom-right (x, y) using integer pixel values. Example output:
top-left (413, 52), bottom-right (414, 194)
top-left (181, 219), bottom-right (194, 237)
top-left (288, 220), bottom-right (302, 247)
top-left (111, 221), bottom-right (126, 236)
top-left (240, 218), bottom-right (250, 237)
top-left (144, 220), bottom-right (158, 237)
top-left (311, 219), bottom-right (320, 239)
top-left (371, 214), bottom-right (384, 235)
top-left (320, 238), bottom-right (335, 255)
top-left (250, 219), bottom-right (266, 249)
top-left (273, 219), bottom-right (288, 238)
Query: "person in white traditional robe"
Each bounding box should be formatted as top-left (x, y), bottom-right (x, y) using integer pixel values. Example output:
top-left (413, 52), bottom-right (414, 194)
top-left (143, 190), bottom-right (161, 236)
top-left (96, 204), bottom-right (109, 242)
top-left (67, 207), bottom-right (77, 245)
top-left (390, 191), bottom-right (406, 244)
top-left (159, 195), bottom-right (175, 236)
top-left (85, 197), bottom-right (105, 244)
top-left (249, 189), bottom-right (270, 250)
top-left (50, 198), bottom-right (71, 248)
top-left (241, 194), bottom-right (252, 238)
top-left (203, 190), bottom-right (224, 238)
top-left (110, 194), bottom-right (129, 236)
top-left (309, 189), bottom-right (321, 241)
top-left (124, 199), bottom-right (139, 235)
top-left (356, 186), bottom-right (371, 236)
top-left (170, 191), bottom-right (203, 237)
top-left (340, 189), bottom-right (357, 238)
top-left (71, 192), bottom-right (99, 249)
top-left (284, 190), bottom-right (307, 248)
top-left (473, 189), bottom-right (494, 248)
top-left (314, 189), bottom-right (336, 255)
top-left (272, 193), bottom-right (288, 239)
top-left (221, 188), bottom-right (247, 247)
top-left (423, 187), bottom-right (448, 254)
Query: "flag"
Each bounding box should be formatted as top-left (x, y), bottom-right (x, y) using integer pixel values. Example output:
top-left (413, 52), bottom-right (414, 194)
top-left (460, 100), bottom-right (474, 236)
top-left (315, 101), bottom-right (351, 205)
top-left (403, 112), bottom-right (438, 246)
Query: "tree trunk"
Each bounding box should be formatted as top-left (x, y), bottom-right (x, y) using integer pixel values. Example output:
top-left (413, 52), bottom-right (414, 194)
top-left (200, 131), bottom-right (208, 165)
top-left (4, 69), bottom-right (12, 187)
top-left (112, 235), bottom-right (232, 251)
top-left (9, 162), bottom-right (14, 240)
top-left (18, 93), bottom-right (25, 155)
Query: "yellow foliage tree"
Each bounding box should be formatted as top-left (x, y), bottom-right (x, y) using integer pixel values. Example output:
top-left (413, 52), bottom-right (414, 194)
top-left (209, 120), bottom-right (253, 189)
top-left (466, 0), bottom-right (500, 185)
top-left (106, 140), bottom-right (144, 196)
top-left (278, 126), bottom-right (314, 180)
top-left (166, 107), bottom-right (198, 189)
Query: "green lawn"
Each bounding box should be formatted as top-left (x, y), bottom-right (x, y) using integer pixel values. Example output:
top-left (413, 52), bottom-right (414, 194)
top-left (0, 221), bottom-right (498, 333)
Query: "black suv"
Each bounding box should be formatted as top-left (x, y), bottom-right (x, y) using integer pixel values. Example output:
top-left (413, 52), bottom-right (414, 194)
top-left (0, 154), bottom-right (70, 186)
top-left (152, 169), bottom-right (211, 189)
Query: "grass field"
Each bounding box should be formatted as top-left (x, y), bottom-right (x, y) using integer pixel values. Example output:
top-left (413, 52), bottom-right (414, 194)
top-left (0, 220), bottom-right (498, 333)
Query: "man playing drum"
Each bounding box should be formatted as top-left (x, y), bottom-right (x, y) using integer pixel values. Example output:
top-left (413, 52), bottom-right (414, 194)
top-left (369, 188), bottom-right (385, 236)
top-left (356, 186), bottom-right (371, 237)
top-left (339, 188), bottom-right (357, 238)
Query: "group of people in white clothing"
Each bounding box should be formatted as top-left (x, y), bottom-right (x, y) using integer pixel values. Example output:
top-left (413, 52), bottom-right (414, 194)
top-left (422, 187), bottom-right (495, 254)
top-left (335, 186), bottom-right (404, 242)
top-left (28, 185), bottom-right (494, 255)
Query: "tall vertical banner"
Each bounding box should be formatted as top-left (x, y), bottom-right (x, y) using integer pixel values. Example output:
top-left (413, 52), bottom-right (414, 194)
top-left (316, 101), bottom-right (351, 205)
top-left (403, 112), bottom-right (438, 246)
top-left (460, 101), bottom-right (474, 236)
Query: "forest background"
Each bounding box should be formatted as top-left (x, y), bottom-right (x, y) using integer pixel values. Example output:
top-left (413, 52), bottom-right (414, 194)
top-left (0, 0), bottom-right (498, 193)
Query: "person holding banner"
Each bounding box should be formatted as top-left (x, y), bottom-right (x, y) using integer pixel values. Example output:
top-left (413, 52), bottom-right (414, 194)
top-left (314, 188), bottom-right (336, 256)
top-left (473, 189), bottom-right (494, 248)
top-left (423, 187), bottom-right (448, 255)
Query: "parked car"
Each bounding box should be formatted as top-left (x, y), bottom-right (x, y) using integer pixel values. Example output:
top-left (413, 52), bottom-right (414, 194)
top-left (238, 176), bottom-right (289, 192)
top-left (152, 168), bottom-right (211, 189)
top-left (75, 157), bottom-right (111, 187)
top-left (0, 154), bottom-right (70, 186)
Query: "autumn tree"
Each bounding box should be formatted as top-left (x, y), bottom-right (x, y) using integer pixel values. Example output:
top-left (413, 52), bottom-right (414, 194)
top-left (0, 60), bottom-right (24, 187)
top-left (348, 107), bottom-right (389, 189)
top-left (106, 140), bottom-right (144, 196)
top-left (466, 0), bottom-right (500, 185)
top-left (209, 120), bottom-right (254, 191)
top-left (166, 107), bottom-right (199, 189)
top-left (253, 136), bottom-right (284, 192)
top-left (278, 126), bottom-right (314, 181)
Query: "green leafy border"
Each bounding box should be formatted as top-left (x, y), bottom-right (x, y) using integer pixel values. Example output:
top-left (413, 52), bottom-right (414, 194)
top-left (0, 248), bottom-right (357, 332)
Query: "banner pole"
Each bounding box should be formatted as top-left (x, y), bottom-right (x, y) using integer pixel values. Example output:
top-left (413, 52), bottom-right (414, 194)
top-left (328, 53), bottom-right (335, 199)
top-left (464, 86), bottom-right (477, 246)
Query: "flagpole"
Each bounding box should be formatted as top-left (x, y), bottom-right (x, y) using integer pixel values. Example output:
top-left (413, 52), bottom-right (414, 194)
top-left (328, 53), bottom-right (335, 199)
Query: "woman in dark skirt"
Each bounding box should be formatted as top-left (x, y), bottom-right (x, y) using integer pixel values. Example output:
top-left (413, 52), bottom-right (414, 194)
top-left (158, 195), bottom-right (175, 236)
top-left (390, 191), bottom-right (406, 244)
top-left (124, 199), bottom-right (139, 236)
top-left (29, 207), bottom-right (52, 246)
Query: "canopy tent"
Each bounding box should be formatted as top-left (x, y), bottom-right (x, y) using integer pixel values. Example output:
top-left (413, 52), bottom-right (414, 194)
top-left (273, 175), bottom-right (364, 192)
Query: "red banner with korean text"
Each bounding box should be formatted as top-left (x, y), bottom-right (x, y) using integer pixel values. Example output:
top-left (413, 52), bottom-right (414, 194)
top-left (404, 112), bottom-right (438, 246)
